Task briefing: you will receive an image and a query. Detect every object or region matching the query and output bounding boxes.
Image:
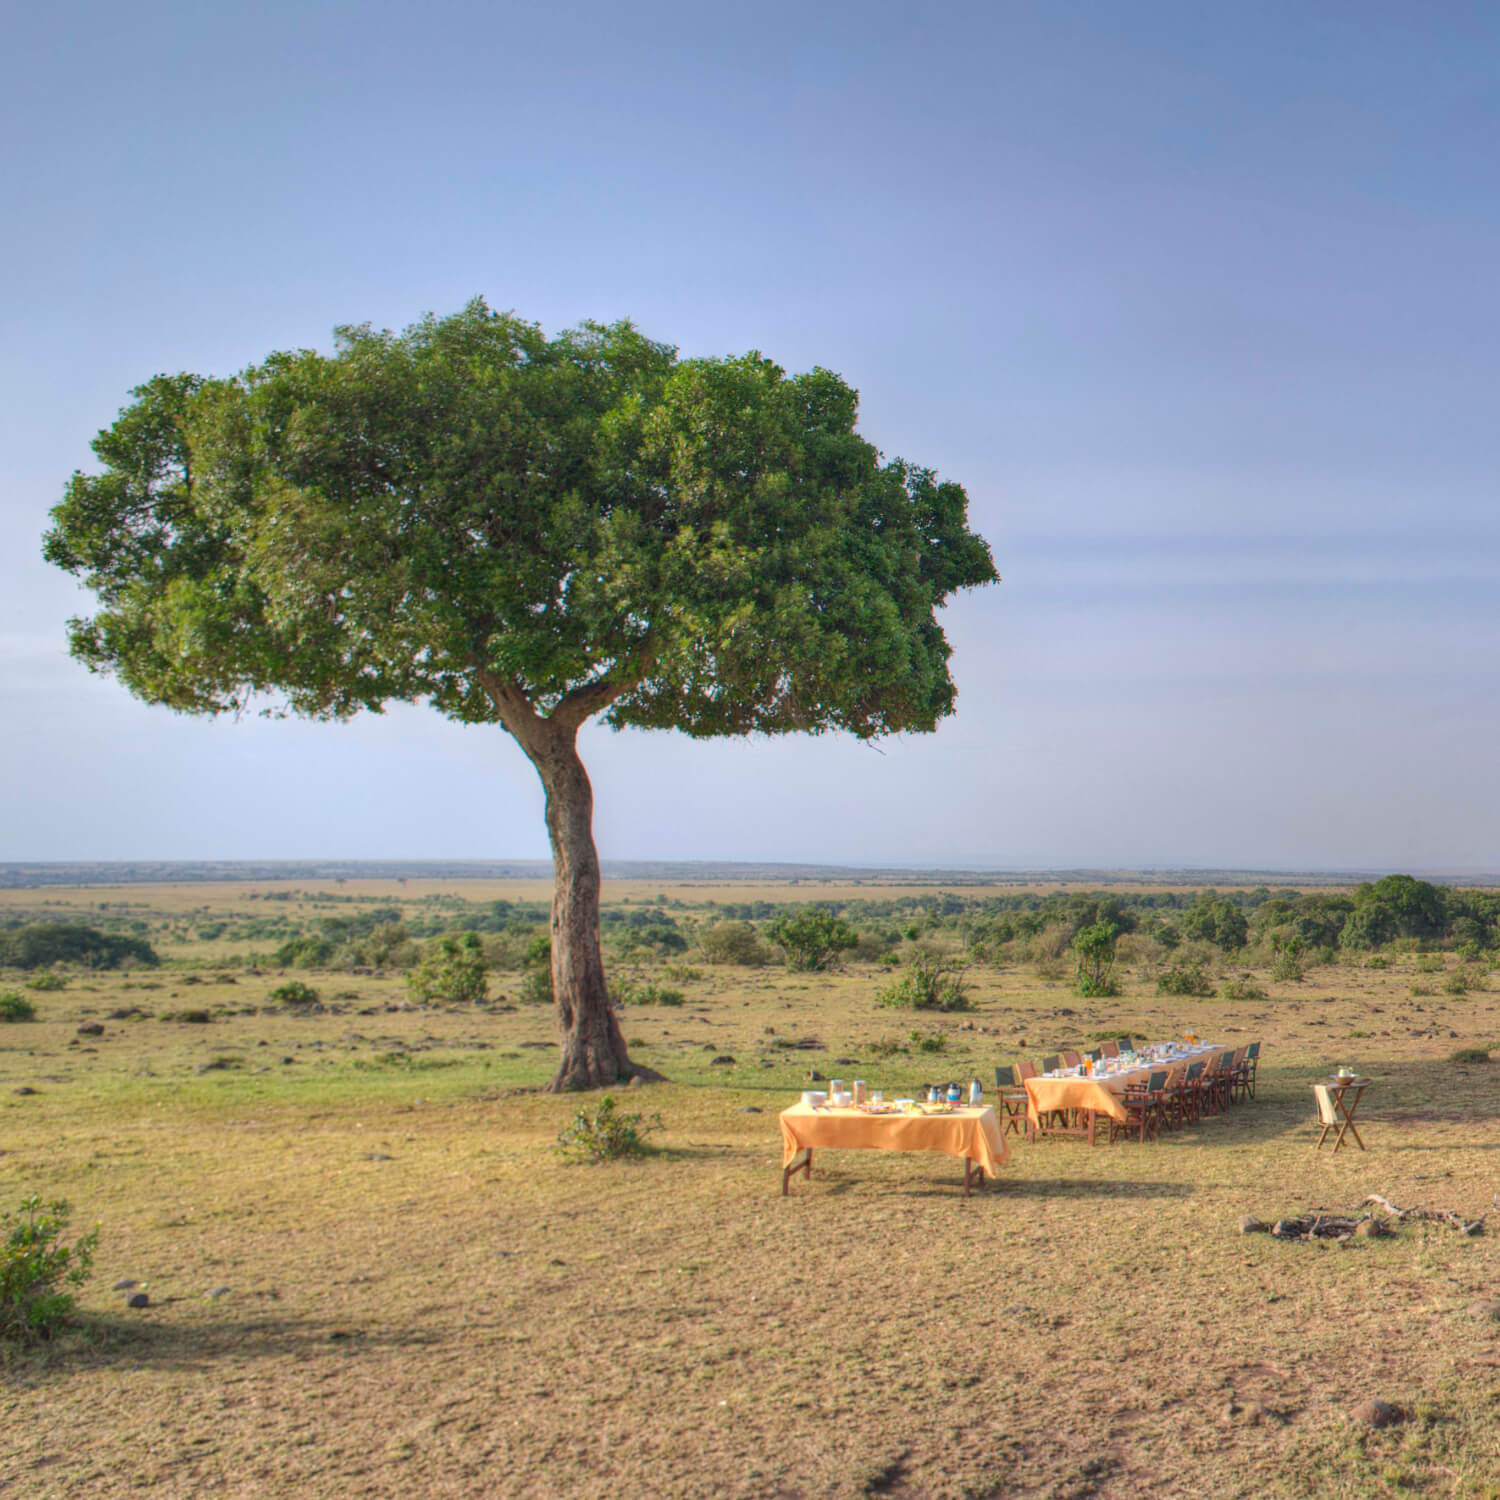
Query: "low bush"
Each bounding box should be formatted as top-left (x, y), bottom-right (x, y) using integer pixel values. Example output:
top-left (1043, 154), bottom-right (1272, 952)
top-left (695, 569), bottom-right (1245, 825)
top-left (1271, 950), bottom-right (1303, 982)
top-left (0, 923), bottom-right (157, 971)
top-left (1156, 962), bottom-right (1214, 998)
top-left (1451, 1046), bottom-right (1492, 1064)
top-left (1221, 978), bottom-right (1269, 1001)
top-left (554, 1095), bottom-right (660, 1163)
top-left (875, 954), bottom-right (971, 1012)
top-left (1444, 970), bottom-right (1481, 996)
top-left (614, 978), bottom-right (685, 1007)
top-left (162, 1007), bottom-right (213, 1023)
top-left (1365, 956), bottom-right (1389, 970)
top-left (1, 1195), bottom-right (98, 1343)
top-left (909, 1029), bottom-right (947, 1054)
top-left (766, 908), bottom-right (858, 972)
top-left (407, 932), bottom-right (487, 1006)
top-left (268, 981), bottom-right (319, 1008)
top-left (0, 992), bottom-right (37, 1023)
top-left (24, 971), bottom-right (65, 992)
top-left (697, 921), bottom-right (770, 967)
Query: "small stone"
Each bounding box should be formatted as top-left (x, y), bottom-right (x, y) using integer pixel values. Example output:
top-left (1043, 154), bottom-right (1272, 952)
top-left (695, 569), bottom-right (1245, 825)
top-left (710, 1055), bottom-right (736, 1066)
top-left (1354, 1218), bottom-right (1386, 1238)
top-left (741, 1106), bottom-right (762, 1114)
top-left (1271, 1219), bottom-right (1297, 1238)
top-left (76, 1022), bottom-right (104, 1036)
top-left (127, 1291), bottom-right (150, 1309)
top-left (1353, 1399), bottom-right (1402, 1429)
top-left (365, 1152), bottom-right (393, 1161)
top-left (1220, 1400), bottom-right (1240, 1424)
top-left (1240, 1216), bottom-right (1267, 1234)
top-left (1468, 1298), bottom-right (1500, 1320)
top-left (207, 1286), bottom-right (231, 1299)
top-left (1238, 1401), bottom-right (1270, 1427)
top-left (807, 1069), bottom-right (825, 1082)
top-left (12, 1086), bottom-right (38, 1096)
top-left (113, 1278), bottom-right (139, 1291)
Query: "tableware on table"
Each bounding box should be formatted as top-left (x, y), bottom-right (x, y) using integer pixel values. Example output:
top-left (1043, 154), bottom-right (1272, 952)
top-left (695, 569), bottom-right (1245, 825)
top-left (853, 1080), bottom-right (867, 1106)
top-left (829, 1078), bottom-right (845, 1099)
top-left (969, 1076), bottom-right (983, 1106)
top-left (928, 1086), bottom-right (941, 1104)
top-left (830, 1090), bottom-right (853, 1108)
top-left (801, 1090), bottom-right (827, 1108)
top-left (1336, 1066), bottom-right (1355, 1081)
top-left (894, 1097), bottom-right (915, 1111)
top-left (946, 1081), bottom-right (962, 1104)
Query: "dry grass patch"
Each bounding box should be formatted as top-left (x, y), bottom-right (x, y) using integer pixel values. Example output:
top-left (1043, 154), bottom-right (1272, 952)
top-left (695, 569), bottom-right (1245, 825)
top-left (2, 886), bottom-right (1500, 1495)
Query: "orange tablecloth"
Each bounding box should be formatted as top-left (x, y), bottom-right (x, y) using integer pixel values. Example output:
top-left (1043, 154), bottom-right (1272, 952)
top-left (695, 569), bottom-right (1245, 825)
top-left (779, 1104), bottom-right (1009, 1175)
top-left (1024, 1045), bottom-right (1228, 1127)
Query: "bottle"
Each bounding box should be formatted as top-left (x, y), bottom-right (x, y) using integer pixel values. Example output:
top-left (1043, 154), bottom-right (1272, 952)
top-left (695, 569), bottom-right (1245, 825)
top-left (969, 1076), bottom-right (982, 1106)
top-left (946, 1081), bottom-right (961, 1105)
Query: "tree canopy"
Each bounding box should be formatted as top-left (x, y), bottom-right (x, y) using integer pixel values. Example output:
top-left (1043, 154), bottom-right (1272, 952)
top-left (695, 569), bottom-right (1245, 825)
top-left (45, 300), bottom-right (995, 741)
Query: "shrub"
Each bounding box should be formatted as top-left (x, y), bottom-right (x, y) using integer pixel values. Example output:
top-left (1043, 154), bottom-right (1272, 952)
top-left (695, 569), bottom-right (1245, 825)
top-left (1444, 970), bottom-right (1481, 997)
top-left (0, 1195), bottom-right (98, 1343)
top-left (518, 967), bottom-right (553, 1006)
top-left (875, 953), bottom-right (971, 1012)
top-left (0, 924), bottom-right (157, 971)
top-left (613, 977), bottom-right (684, 1007)
top-left (269, 980), bottom-right (319, 1008)
top-left (0, 992), bottom-right (37, 1023)
top-left (24, 971), bottom-right (65, 992)
top-left (1451, 1047), bottom-right (1492, 1064)
top-left (1365, 956), bottom-right (1389, 970)
top-left (163, 1007), bottom-right (213, 1023)
top-left (407, 932), bottom-right (487, 1006)
top-left (1409, 982), bottom-right (1434, 997)
top-left (697, 921), bottom-right (770, 967)
top-left (1073, 921), bottom-right (1120, 998)
top-left (1270, 950), bottom-right (1303, 983)
top-left (1156, 962), bottom-right (1214, 998)
top-left (910, 1029), bottom-right (947, 1054)
top-left (766, 908), bottom-right (858, 972)
top-left (1220, 978), bottom-right (1268, 1001)
top-left (554, 1095), bottom-right (660, 1163)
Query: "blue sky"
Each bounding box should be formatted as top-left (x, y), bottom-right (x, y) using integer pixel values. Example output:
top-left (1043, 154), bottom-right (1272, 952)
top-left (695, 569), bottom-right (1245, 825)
top-left (4, 1), bottom-right (1500, 870)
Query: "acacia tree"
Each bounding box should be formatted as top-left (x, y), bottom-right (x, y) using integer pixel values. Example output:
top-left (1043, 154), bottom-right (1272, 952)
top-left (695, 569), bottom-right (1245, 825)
top-left (43, 300), bottom-right (998, 1090)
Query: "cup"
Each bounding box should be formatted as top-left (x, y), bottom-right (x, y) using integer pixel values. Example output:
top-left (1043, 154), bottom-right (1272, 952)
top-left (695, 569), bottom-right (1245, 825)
top-left (853, 1080), bottom-right (867, 1106)
top-left (871, 1090), bottom-right (884, 1106)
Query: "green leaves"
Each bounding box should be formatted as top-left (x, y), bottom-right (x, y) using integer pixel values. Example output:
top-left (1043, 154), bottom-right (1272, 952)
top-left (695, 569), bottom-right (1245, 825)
top-left (45, 300), bottom-right (996, 744)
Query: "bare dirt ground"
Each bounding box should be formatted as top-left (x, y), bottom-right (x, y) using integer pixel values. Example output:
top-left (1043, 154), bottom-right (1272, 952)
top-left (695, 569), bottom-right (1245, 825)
top-left (3, 882), bottom-right (1500, 1497)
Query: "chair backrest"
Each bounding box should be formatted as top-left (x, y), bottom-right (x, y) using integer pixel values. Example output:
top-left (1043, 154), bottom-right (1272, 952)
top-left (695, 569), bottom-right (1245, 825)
top-left (1164, 1066), bottom-right (1185, 1086)
top-left (1101, 1039), bottom-right (1120, 1058)
top-left (1042, 1055), bottom-right (1060, 1074)
top-left (1016, 1059), bottom-right (1038, 1082)
top-left (1233, 1046), bottom-right (1248, 1064)
top-left (1186, 1061), bottom-right (1205, 1081)
top-left (1088, 1047), bottom-right (1104, 1062)
top-left (1313, 1084), bottom-right (1338, 1126)
top-left (994, 1065), bottom-right (1015, 1089)
top-left (1116, 1036), bottom-right (1133, 1050)
top-left (1217, 1053), bottom-right (1235, 1073)
top-left (1146, 1070), bottom-right (1169, 1092)
top-left (1060, 1050), bottom-right (1081, 1067)
top-left (1247, 1041), bottom-right (1261, 1059)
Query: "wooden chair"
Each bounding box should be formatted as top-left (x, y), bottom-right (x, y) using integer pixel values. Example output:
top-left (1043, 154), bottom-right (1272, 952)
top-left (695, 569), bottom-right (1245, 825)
top-left (1041, 1055), bottom-right (1060, 1075)
top-left (1179, 1060), bottom-right (1207, 1125)
top-left (1100, 1039), bottom-right (1121, 1059)
top-left (1014, 1060), bottom-right (1040, 1142)
top-left (1059, 1050), bottom-right (1082, 1069)
top-left (1116, 1036), bottom-right (1133, 1052)
top-left (1240, 1040), bottom-right (1262, 1100)
top-left (1109, 1070), bottom-right (1167, 1143)
top-left (993, 1065), bottom-right (1030, 1137)
top-left (1087, 1046), bottom-right (1105, 1064)
top-left (1160, 1065), bottom-right (1189, 1131)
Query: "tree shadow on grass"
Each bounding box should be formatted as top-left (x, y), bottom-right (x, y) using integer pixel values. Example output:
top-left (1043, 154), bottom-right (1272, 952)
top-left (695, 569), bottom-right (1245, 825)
top-left (987, 1178), bottom-right (1193, 1200)
top-left (4, 1310), bottom-right (444, 1384)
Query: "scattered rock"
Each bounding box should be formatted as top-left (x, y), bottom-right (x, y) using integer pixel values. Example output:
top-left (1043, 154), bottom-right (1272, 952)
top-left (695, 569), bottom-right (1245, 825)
top-left (328, 1328), bottom-right (362, 1341)
top-left (1354, 1218), bottom-right (1387, 1239)
top-left (807, 1069), bottom-right (825, 1082)
top-left (1237, 1401), bottom-right (1272, 1427)
top-left (710, 1055), bottom-right (736, 1066)
top-left (1468, 1298), bottom-right (1500, 1320)
top-left (127, 1292), bottom-right (150, 1309)
top-left (1240, 1216), bottom-right (1267, 1234)
top-left (207, 1286), bottom-right (231, 1299)
top-left (12, 1086), bottom-right (37, 1096)
top-left (833, 1056), bottom-right (859, 1065)
top-left (1220, 1400), bottom-right (1241, 1424)
top-left (113, 1278), bottom-right (139, 1291)
top-left (1271, 1219), bottom-right (1297, 1238)
top-left (281, 1057), bottom-right (294, 1065)
top-left (1353, 1399), bottom-right (1403, 1429)
top-left (76, 1022), bottom-right (104, 1036)
top-left (365, 1152), bottom-right (393, 1162)
top-left (741, 1106), bottom-right (763, 1114)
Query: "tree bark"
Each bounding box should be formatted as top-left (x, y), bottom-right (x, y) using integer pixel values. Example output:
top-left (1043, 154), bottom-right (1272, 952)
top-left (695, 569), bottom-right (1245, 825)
top-left (475, 668), bottom-right (661, 1091)
top-left (523, 721), bottom-right (661, 1091)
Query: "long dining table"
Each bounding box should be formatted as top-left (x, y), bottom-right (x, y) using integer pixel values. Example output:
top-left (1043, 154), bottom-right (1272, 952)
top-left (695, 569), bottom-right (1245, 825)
top-left (1023, 1042), bottom-right (1228, 1142)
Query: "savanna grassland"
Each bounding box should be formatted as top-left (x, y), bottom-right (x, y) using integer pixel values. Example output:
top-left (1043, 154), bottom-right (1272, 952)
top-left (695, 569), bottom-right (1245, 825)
top-left (4, 876), bottom-right (1500, 1499)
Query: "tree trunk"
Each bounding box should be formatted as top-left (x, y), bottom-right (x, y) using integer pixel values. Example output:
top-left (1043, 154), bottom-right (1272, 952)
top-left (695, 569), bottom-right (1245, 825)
top-left (525, 723), bottom-right (661, 1091)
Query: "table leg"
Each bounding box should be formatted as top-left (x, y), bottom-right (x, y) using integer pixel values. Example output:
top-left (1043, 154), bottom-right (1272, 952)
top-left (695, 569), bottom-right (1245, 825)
top-left (964, 1158), bottom-right (984, 1197)
top-left (782, 1148), bottom-right (813, 1195)
top-left (1086, 1109), bottom-right (1096, 1147)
